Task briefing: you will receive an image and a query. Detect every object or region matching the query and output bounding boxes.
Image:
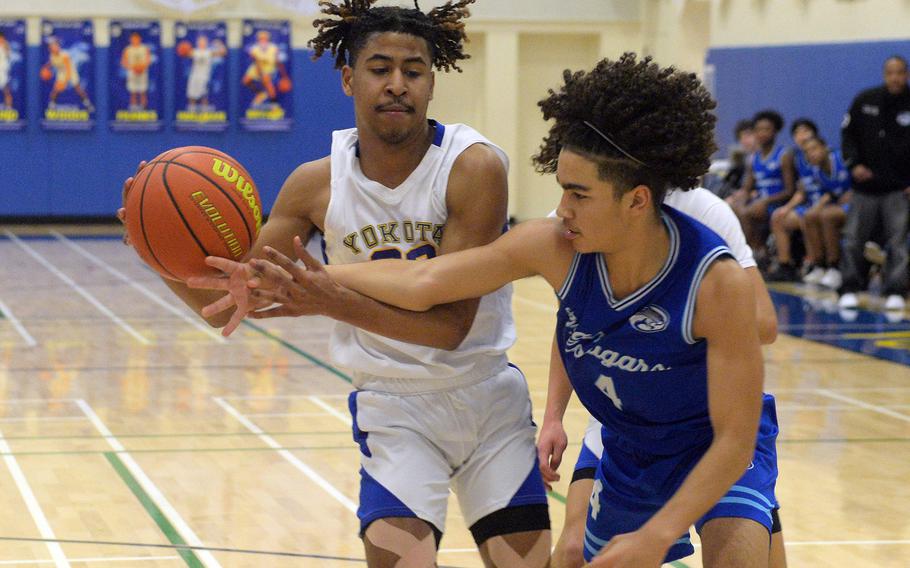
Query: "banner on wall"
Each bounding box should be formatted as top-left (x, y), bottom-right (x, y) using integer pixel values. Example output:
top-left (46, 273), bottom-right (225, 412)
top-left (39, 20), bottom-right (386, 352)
top-left (0, 20), bottom-right (26, 131)
top-left (175, 21), bottom-right (228, 131)
top-left (109, 21), bottom-right (162, 131)
top-left (40, 20), bottom-right (95, 130)
top-left (239, 20), bottom-right (293, 131)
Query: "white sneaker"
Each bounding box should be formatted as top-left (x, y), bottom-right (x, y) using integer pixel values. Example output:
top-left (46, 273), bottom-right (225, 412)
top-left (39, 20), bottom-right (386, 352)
top-left (884, 294), bottom-right (906, 311)
top-left (820, 268), bottom-right (843, 290)
top-left (838, 292), bottom-right (859, 309)
top-left (803, 266), bottom-right (826, 284)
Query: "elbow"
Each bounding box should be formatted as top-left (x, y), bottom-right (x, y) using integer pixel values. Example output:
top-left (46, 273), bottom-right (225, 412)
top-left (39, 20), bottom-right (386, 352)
top-left (757, 315), bottom-right (778, 345)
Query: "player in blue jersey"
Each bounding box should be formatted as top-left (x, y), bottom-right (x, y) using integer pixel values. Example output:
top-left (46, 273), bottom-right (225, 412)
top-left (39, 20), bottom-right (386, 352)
top-left (802, 135), bottom-right (852, 290)
top-left (239, 53), bottom-right (777, 568)
top-left (729, 110), bottom-right (795, 266)
top-left (767, 119), bottom-right (819, 282)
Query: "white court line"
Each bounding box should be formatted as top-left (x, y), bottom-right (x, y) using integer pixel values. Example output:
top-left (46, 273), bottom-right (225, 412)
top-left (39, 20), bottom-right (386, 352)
top-left (0, 431), bottom-right (70, 567)
top-left (0, 298), bottom-right (37, 347)
top-left (513, 295), bottom-right (556, 312)
top-left (244, 412), bottom-right (336, 418)
top-left (74, 400), bottom-right (222, 568)
top-left (815, 389), bottom-right (910, 423)
top-left (0, 398), bottom-right (79, 404)
top-left (0, 416), bottom-right (86, 423)
top-left (218, 394), bottom-right (348, 400)
top-left (4, 231), bottom-right (150, 345)
top-left (0, 556), bottom-right (180, 565)
top-left (50, 232), bottom-right (226, 344)
top-left (309, 396), bottom-right (351, 425)
top-left (213, 397), bottom-right (357, 513)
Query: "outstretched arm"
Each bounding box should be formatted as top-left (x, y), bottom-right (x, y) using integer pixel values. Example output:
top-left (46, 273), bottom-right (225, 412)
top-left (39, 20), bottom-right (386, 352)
top-left (325, 217), bottom-right (571, 311)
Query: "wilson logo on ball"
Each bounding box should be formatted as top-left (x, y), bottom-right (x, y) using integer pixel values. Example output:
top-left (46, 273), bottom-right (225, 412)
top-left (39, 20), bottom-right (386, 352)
top-left (212, 158), bottom-right (263, 232)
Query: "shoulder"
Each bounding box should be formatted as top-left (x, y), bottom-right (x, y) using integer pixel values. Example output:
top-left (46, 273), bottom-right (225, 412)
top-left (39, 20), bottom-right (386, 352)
top-left (451, 142), bottom-right (507, 178)
top-left (506, 218), bottom-right (576, 288)
top-left (271, 156), bottom-right (331, 223)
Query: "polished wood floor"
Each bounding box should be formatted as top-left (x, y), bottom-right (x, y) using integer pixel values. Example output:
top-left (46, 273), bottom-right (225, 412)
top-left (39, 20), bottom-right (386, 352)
top-left (0, 227), bottom-right (908, 567)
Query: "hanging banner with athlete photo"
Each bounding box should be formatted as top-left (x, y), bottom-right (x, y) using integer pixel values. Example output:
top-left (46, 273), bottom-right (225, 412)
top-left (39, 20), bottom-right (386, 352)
top-left (40, 20), bottom-right (95, 130)
top-left (0, 20), bottom-right (26, 131)
top-left (174, 21), bottom-right (228, 131)
top-left (109, 21), bottom-right (162, 131)
top-left (239, 20), bottom-right (293, 131)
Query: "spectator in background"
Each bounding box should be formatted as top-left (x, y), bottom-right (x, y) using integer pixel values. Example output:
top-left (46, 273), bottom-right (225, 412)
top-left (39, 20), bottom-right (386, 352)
top-left (839, 55), bottom-right (910, 310)
top-left (728, 110), bottom-right (796, 266)
top-left (766, 118), bottom-right (820, 281)
top-left (802, 136), bottom-right (852, 289)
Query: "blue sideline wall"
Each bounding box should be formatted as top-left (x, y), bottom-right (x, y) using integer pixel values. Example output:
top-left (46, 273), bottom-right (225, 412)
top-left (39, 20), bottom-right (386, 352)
top-left (0, 47), bottom-right (353, 217)
top-left (708, 39), bottom-right (910, 154)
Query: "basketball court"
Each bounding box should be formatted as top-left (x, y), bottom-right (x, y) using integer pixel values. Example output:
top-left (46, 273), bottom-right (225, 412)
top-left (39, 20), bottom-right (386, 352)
top-left (0, 228), bottom-right (908, 567)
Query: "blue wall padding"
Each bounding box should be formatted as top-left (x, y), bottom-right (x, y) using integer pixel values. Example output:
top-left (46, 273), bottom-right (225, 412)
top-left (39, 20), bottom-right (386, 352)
top-left (708, 39), bottom-right (910, 154)
top-left (0, 47), bottom-right (354, 217)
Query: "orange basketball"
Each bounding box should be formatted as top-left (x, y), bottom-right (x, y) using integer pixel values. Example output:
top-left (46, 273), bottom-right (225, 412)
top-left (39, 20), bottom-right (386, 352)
top-left (176, 40), bottom-right (192, 58)
top-left (40, 66), bottom-right (52, 81)
top-left (278, 77), bottom-right (292, 93)
top-left (125, 146), bottom-right (263, 281)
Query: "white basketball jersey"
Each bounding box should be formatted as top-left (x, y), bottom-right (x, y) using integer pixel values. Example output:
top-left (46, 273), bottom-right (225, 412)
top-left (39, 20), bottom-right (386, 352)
top-left (324, 121), bottom-right (516, 391)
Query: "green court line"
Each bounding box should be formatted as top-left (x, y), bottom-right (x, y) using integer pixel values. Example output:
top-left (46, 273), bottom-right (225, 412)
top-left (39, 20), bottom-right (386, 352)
top-left (547, 489), bottom-right (567, 504)
top-left (105, 452), bottom-right (204, 568)
top-left (242, 320), bottom-right (353, 384)
top-left (3, 445), bottom-right (354, 457)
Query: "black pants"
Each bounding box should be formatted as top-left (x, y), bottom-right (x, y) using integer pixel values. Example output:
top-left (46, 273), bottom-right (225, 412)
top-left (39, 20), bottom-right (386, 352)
top-left (840, 190), bottom-right (909, 296)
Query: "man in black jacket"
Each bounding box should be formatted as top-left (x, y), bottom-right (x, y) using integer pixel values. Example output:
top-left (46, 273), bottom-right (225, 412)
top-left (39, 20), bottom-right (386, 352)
top-left (839, 55), bottom-right (910, 310)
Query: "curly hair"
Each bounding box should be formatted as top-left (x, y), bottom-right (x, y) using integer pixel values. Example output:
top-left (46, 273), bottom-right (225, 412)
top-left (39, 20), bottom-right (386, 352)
top-left (309, 0), bottom-right (474, 72)
top-left (533, 53), bottom-right (716, 206)
top-left (752, 109), bottom-right (784, 132)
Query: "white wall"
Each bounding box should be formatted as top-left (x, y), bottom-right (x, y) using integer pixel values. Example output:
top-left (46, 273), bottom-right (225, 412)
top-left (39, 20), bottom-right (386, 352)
top-left (711, 0), bottom-right (910, 47)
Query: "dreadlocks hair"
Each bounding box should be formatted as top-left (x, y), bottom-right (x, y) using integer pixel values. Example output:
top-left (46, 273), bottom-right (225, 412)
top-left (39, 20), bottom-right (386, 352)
top-left (309, 0), bottom-right (474, 72)
top-left (534, 53), bottom-right (717, 209)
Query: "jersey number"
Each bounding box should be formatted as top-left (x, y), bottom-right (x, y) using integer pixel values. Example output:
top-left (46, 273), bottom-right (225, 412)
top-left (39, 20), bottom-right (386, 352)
top-left (595, 375), bottom-right (623, 410)
top-left (370, 243), bottom-right (437, 261)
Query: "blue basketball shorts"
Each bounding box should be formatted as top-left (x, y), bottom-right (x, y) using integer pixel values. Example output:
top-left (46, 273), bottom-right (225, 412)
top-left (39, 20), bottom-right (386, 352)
top-left (582, 394), bottom-right (780, 564)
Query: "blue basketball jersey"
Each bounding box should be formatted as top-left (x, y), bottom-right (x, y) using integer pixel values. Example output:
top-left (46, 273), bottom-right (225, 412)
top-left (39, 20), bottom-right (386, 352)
top-left (556, 206), bottom-right (733, 456)
top-left (794, 148), bottom-right (823, 206)
top-left (752, 145), bottom-right (787, 200)
top-left (813, 149), bottom-right (851, 200)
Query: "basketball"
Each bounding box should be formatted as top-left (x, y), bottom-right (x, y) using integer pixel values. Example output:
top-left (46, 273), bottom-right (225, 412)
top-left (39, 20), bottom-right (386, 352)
top-left (40, 66), bottom-right (52, 81)
top-left (176, 40), bottom-right (192, 57)
top-left (278, 76), bottom-right (292, 93)
top-left (124, 146), bottom-right (263, 281)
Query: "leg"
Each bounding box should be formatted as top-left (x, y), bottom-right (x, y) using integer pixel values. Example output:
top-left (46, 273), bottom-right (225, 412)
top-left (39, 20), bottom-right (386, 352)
top-left (363, 517), bottom-right (438, 568)
top-left (700, 518), bottom-right (770, 568)
top-left (454, 367), bottom-right (551, 568)
top-left (770, 509), bottom-right (788, 568)
top-left (839, 192), bottom-right (878, 294)
top-left (745, 202), bottom-right (771, 257)
top-left (348, 390), bottom-right (455, 568)
top-left (552, 476), bottom-right (593, 568)
top-left (801, 208), bottom-right (824, 267)
top-left (820, 205), bottom-right (847, 267)
top-left (879, 191), bottom-right (909, 297)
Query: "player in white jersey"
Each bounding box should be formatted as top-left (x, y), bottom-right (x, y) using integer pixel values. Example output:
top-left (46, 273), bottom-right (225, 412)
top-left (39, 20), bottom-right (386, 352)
top-left (0, 31), bottom-right (12, 108)
top-left (184, 35), bottom-right (225, 111)
top-left (43, 37), bottom-right (93, 112)
top-left (121, 2), bottom-right (551, 567)
top-left (121, 33), bottom-right (150, 109)
top-left (538, 187), bottom-right (788, 568)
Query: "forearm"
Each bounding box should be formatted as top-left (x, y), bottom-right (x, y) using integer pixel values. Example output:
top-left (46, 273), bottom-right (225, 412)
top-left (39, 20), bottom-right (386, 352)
top-left (328, 284), bottom-right (478, 350)
top-left (642, 433), bottom-right (756, 542)
top-left (544, 334), bottom-right (573, 424)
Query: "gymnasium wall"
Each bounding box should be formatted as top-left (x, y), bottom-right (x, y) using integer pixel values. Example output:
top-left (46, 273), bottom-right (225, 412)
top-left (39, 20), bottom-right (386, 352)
top-left (707, 0), bottom-right (910, 152)
top-left (0, 0), bottom-right (643, 220)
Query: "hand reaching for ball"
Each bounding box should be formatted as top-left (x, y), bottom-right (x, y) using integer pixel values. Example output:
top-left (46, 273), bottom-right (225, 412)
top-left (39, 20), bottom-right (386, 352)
top-left (118, 160), bottom-right (148, 247)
